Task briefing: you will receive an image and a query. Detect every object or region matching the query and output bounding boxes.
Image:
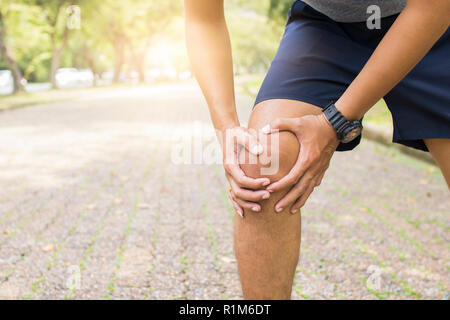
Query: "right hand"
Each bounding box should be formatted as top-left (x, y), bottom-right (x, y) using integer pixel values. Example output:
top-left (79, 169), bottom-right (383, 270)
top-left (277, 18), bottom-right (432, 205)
top-left (221, 126), bottom-right (271, 218)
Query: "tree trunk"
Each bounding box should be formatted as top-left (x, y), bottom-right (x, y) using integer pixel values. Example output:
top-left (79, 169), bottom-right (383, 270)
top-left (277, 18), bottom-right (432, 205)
top-left (49, 24), bottom-right (69, 89)
top-left (83, 43), bottom-right (98, 87)
top-left (50, 47), bottom-right (62, 88)
top-left (113, 34), bottom-right (125, 84)
top-left (0, 12), bottom-right (24, 94)
top-left (135, 54), bottom-right (146, 84)
top-left (129, 39), bottom-right (150, 84)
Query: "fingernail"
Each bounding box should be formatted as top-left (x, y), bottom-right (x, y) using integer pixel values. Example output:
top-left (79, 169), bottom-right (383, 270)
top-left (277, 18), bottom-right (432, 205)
top-left (262, 180), bottom-right (270, 186)
top-left (291, 208), bottom-right (299, 214)
top-left (262, 193), bottom-right (270, 200)
top-left (261, 124), bottom-right (271, 134)
top-left (252, 206), bottom-right (260, 212)
top-left (236, 209), bottom-right (244, 218)
top-left (267, 189), bottom-right (274, 193)
top-left (276, 207), bottom-right (283, 213)
top-left (251, 144), bottom-right (263, 155)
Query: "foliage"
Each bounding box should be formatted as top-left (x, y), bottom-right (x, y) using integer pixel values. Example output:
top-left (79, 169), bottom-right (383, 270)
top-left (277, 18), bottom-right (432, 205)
top-left (0, 0), bottom-right (292, 88)
top-left (226, 0), bottom-right (289, 74)
top-left (268, 0), bottom-right (292, 22)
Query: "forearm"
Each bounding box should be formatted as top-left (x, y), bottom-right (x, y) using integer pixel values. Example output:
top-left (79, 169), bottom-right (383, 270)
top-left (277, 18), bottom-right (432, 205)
top-left (185, 1), bottom-right (239, 131)
top-left (336, 0), bottom-right (450, 120)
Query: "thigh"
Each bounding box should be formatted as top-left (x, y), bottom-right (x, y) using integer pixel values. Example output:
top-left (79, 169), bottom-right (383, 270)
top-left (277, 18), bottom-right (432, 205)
top-left (249, 98), bottom-right (323, 130)
top-left (424, 138), bottom-right (450, 188)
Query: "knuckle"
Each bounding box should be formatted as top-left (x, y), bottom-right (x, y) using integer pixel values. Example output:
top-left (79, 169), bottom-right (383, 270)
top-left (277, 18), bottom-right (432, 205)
top-left (234, 189), bottom-right (243, 199)
top-left (301, 157), bottom-right (311, 167)
top-left (234, 175), bottom-right (244, 185)
top-left (254, 193), bottom-right (264, 201)
top-left (305, 174), bottom-right (314, 183)
top-left (286, 176), bottom-right (297, 185)
top-left (306, 155), bottom-right (317, 166)
top-left (295, 184), bottom-right (306, 194)
top-left (309, 151), bottom-right (319, 161)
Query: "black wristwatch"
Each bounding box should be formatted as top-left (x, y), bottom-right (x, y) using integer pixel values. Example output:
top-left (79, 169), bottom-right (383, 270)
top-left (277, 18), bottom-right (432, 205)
top-left (323, 103), bottom-right (363, 143)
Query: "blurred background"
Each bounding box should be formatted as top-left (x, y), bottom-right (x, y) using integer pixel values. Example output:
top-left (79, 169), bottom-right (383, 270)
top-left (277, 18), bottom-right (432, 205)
top-left (0, 0), bottom-right (447, 300)
top-left (0, 0), bottom-right (290, 95)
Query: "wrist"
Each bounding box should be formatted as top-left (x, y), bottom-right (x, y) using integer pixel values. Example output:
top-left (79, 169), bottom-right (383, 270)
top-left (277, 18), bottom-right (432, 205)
top-left (319, 113), bottom-right (339, 145)
top-left (334, 100), bottom-right (361, 121)
top-left (216, 122), bottom-right (240, 133)
top-left (212, 110), bottom-right (240, 132)
top-left (215, 122), bottom-right (240, 148)
top-left (322, 103), bottom-right (363, 144)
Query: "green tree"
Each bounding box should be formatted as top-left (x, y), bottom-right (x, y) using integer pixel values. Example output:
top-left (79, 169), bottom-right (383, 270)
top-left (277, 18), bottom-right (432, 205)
top-left (73, 1), bottom-right (112, 85)
top-left (0, 1), bottom-right (25, 93)
top-left (33, 0), bottom-right (80, 88)
top-left (268, 0), bottom-right (292, 22)
top-left (226, 0), bottom-right (287, 74)
top-left (94, 0), bottom-right (181, 83)
top-left (127, 0), bottom-right (181, 83)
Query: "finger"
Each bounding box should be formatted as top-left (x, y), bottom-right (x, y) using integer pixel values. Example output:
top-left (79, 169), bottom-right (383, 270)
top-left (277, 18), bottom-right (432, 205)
top-left (230, 190), bottom-right (261, 213)
top-left (266, 141), bottom-right (320, 192)
top-left (225, 164), bottom-right (270, 189)
top-left (290, 185), bottom-right (315, 213)
top-left (266, 154), bottom-right (307, 192)
top-left (274, 171), bottom-right (315, 212)
top-left (230, 178), bottom-right (270, 202)
top-left (315, 170), bottom-right (327, 187)
top-left (234, 128), bottom-right (264, 155)
top-left (228, 191), bottom-right (244, 218)
top-left (262, 118), bottom-right (301, 134)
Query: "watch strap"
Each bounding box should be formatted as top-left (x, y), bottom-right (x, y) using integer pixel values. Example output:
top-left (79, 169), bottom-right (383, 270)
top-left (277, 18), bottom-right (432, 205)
top-left (323, 103), bottom-right (349, 140)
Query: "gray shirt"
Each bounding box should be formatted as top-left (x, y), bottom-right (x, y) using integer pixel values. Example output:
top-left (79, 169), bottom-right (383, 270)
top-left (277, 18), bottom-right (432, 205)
top-left (301, 0), bottom-right (406, 22)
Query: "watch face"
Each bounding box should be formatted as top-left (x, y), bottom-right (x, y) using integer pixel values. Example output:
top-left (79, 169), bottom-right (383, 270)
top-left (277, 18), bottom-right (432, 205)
top-left (342, 126), bottom-right (362, 143)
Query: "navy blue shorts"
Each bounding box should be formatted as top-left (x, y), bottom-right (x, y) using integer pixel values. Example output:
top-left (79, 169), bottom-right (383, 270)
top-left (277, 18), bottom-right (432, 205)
top-left (255, 0), bottom-right (450, 152)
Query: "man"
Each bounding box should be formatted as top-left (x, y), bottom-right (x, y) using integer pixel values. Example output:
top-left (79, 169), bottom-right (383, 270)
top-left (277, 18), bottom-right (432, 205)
top-left (184, 0), bottom-right (449, 299)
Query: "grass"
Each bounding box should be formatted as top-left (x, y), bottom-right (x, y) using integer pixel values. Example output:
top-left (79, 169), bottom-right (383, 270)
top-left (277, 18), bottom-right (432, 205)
top-left (0, 86), bottom-right (94, 112)
top-left (364, 100), bottom-right (392, 128)
top-left (0, 81), bottom-right (188, 112)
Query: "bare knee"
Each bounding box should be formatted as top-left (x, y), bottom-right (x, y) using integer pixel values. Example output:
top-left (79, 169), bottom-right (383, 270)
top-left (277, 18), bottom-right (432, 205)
top-left (239, 131), bottom-right (299, 184)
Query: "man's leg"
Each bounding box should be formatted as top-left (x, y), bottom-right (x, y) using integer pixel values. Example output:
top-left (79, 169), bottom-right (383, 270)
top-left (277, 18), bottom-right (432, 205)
top-left (424, 138), bottom-right (450, 188)
top-left (234, 99), bottom-right (324, 299)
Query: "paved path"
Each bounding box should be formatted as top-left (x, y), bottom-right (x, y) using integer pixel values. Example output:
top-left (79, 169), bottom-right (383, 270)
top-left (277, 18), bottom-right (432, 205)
top-left (0, 83), bottom-right (448, 300)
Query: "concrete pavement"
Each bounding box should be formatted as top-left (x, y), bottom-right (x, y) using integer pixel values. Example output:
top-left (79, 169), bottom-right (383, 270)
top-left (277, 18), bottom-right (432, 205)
top-left (0, 83), bottom-right (448, 299)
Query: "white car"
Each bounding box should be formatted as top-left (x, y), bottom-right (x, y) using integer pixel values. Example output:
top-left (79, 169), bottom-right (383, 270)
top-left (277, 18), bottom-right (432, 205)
top-left (0, 70), bottom-right (13, 95)
top-left (55, 68), bottom-right (94, 89)
top-left (78, 69), bottom-right (94, 86)
top-left (55, 68), bottom-right (80, 89)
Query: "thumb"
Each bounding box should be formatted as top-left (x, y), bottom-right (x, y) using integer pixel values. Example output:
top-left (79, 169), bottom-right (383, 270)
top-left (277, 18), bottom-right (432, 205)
top-left (235, 129), bottom-right (263, 156)
top-left (264, 118), bottom-right (301, 134)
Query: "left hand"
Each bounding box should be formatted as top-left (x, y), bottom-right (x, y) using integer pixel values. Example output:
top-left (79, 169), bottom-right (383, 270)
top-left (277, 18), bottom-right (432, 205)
top-left (263, 113), bottom-right (340, 213)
